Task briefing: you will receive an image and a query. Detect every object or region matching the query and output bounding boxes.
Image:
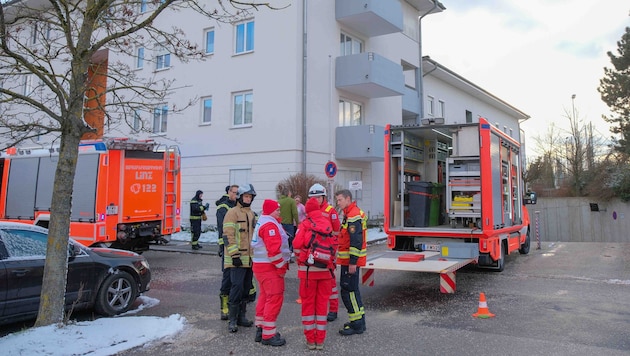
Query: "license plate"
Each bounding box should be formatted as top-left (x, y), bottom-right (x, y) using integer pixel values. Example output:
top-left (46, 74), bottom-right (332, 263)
top-left (421, 243), bottom-right (440, 252)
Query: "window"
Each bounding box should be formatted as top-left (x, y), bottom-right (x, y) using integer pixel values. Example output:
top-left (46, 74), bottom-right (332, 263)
top-left (31, 23), bottom-right (38, 44)
top-left (233, 91), bottom-right (253, 126)
top-left (205, 28), bottom-right (215, 55)
top-left (133, 110), bottom-right (141, 132)
top-left (2, 229), bottom-right (48, 258)
top-left (427, 96), bottom-right (435, 116)
top-left (155, 45), bottom-right (170, 70)
top-left (338, 99), bottom-right (362, 126)
top-left (235, 20), bottom-right (254, 54)
top-left (202, 97), bottom-right (212, 124)
top-left (465, 110), bottom-right (472, 123)
top-left (340, 33), bottom-right (363, 56)
top-left (140, 0), bottom-right (148, 13)
top-left (152, 104), bottom-right (168, 133)
top-left (22, 75), bottom-right (33, 96)
top-left (230, 168), bottom-right (251, 188)
top-left (438, 100), bottom-right (445, 118)
top-left (136, 47), bottom-right (144, 69)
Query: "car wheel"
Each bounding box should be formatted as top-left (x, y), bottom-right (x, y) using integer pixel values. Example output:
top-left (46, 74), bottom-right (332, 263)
top-left (519, 230), bottom-right (531, 255)
top-left (493, 241), bottom-right (506, 272)
top-left (94, 271), bottom-right (138, 316)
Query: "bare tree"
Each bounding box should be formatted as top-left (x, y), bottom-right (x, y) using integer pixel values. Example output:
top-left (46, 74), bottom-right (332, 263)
top-left (0, 0), bottom-right (282, 327)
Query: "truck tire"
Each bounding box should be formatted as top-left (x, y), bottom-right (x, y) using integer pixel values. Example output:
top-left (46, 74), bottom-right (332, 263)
top-left (495, 242), bottom-right (506, 272)
top-left (519, 230), bottom-right (531, 255)
top-left (94, 271), bottom-right (138, 316)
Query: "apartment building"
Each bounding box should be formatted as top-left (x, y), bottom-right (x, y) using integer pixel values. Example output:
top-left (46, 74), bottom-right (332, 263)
top-left (2, 0), bottom-right (529, 223)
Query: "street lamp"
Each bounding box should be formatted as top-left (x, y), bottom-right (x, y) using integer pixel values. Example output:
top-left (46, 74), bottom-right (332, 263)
top-left (571, 94), bottom-right (576, 121)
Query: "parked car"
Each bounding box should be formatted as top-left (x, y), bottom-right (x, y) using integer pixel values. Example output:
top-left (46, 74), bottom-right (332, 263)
top-left (0, 222), bottom-right (151, 325)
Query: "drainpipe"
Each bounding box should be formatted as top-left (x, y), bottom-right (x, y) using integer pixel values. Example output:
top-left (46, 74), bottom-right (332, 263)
top-left (417, 1), bottom-right (438, 124)
top-left (301, 0), bottom-right (308, 174)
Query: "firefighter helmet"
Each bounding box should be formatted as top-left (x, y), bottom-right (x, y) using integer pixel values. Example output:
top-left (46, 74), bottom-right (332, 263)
top-left (237, 184), bottom-right (256, 207)
top-left (308, 183), bottom-right (326, 197)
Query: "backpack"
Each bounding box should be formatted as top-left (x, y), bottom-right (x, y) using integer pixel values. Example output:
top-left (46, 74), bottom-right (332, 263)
top-left (298, 219), bottom-right (336, 270)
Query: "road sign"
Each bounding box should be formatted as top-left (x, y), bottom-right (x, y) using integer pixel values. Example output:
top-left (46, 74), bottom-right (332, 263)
top-left (325, 161), bottom-right (337, 178)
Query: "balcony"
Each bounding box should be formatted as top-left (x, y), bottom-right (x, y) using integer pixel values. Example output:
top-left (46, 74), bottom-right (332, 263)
top-left (336, 52), bottom-right (404, 98)
top-left (335, 125), bottom-right (385, 162)
top-left (402, 86), bottom-right (420, 119)
top-left (336, 0), bottom-right (403, 37)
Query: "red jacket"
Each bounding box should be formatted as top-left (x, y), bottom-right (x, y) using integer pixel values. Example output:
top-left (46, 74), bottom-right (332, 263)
top-left (251, 215), bottom-right (291, 274)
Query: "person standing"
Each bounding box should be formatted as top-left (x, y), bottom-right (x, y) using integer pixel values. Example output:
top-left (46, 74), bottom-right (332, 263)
top-left (251, 199), bottom-right (290, 347)
top-left (308, 183), bottom-right (341, 321)
top-left (335, 189), bottom-right (367, 336)
top-left (217, 184), bottom-right (239, 320)
top-left (190, 190), bottom-right (209, 250)
top-left (278, 185), bottom-right (299, 256)
top-left (223, 184), bottom-right (257, 333)
top-left (294, 194), bottom-right (306, 225)
top-left (293, 197), bottom-right (336, 350)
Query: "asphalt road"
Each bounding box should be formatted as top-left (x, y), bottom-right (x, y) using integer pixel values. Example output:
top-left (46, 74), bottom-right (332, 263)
top-left (117, 240), bottom-right (630, 356)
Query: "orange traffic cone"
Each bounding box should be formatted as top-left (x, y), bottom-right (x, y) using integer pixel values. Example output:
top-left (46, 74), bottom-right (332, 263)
top-left (472, 292), bottom-right (495, 318)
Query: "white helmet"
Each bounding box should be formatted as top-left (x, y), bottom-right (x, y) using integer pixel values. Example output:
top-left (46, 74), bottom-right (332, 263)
top-left (308, 183), bottom-right (326, 197)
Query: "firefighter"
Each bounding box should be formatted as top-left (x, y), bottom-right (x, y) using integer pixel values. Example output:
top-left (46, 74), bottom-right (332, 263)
top-left (293, 197), bottom-right (336, 350)
top-left (217, 184), bottom-right (239, 320)
top-left (335, 189), bottom-right (367, 336)
top-left (190, 190), bottom-right (209, 250)
top-left (307, 183), bottom-right (341, 322)
top-left (251, 199), bottom-right (290, 347)
top-left (223, 184), bottom-right (257, 333)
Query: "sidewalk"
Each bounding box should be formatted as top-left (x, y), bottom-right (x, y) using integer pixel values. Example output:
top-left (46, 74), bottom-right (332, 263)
top-left (149, 240), bottom-right (219, 255)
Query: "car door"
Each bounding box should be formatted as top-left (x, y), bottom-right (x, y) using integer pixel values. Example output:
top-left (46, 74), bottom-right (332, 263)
top-left (1, 229), bottom-right (47, 318)
top-left (0, 257), bottom-right (7, 318)
top-left (65, 242), bottom-right (95, 308)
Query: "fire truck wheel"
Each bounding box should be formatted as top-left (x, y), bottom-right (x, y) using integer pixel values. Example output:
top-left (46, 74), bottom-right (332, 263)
top-left (94, 271), bottom-right (138, 316)
top-left (519, 230), bottom-right (531, 255)
top-left (495, 242), bottom-right (506, 272)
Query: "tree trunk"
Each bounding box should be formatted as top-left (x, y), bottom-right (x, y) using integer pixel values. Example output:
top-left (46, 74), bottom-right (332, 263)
top-left (34, 130), bottom-right (82, 327)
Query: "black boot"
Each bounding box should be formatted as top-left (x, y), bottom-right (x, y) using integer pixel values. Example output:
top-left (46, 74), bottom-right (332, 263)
top-left (228, 303), bottom-right (239, 333)
top-left (237, 302), bottom-right (253, 327)
top-left (254, 327), bottom-right (262, 342)
top-left (261, 332), bottom-right (286, 346)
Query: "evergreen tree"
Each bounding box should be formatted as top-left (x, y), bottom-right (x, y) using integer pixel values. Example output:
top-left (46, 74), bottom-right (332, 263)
top-left (598, 25), bottom-right (630, 155)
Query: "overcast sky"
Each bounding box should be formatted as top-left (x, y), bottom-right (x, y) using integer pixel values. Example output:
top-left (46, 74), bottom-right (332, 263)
top-left (421, 1), bottom-right (629, 156)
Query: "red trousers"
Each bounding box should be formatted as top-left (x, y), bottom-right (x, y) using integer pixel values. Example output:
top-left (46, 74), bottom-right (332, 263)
top-left (254, 269), bottom-right (285, 340)
top-left (329, 278), bottom-right (339, 313)
top-left (299, 277), bottom-right (333, 344)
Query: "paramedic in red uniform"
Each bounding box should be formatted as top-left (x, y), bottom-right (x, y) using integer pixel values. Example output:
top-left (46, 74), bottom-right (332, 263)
top-left (251, 199), bottom-right (291, 347)
top-left (293, 197), bottom-right (335, 350)
top-left (335, 189), bottom-right (367, 335)
top-left (307, 183), bottom-right (341, 321)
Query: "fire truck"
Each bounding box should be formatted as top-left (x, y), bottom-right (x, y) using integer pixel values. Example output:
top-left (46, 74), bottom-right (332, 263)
top-left (364, 118), bottom-right (536, 293)
top-left (0, 138), bottom-right (181, 252)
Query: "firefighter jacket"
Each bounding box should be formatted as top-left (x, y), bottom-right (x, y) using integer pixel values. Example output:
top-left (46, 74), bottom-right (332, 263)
top-left (251, 215), bottom-right (291, 274)
top-left (190, 194), bottom-right (205, 221)
top-left (294, 198), bottom-right (336, 279)
top-left (223, 202), bottom-right (256, 268)
top-left (337, 201), bottom-right (367, 267)
top-left (216, 195), bottom-right (236, 246)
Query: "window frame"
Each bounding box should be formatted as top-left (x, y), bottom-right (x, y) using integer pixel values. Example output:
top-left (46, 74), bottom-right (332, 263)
top-left (204, 28), bottom-right (215, 55)
top-left (338, 99), bottom-right (363, 127)
top-left (232, 91), bottom-right (253, 127)
top-left (136, 47), bottom-right (144, 69)
top-left (133, 110), bottom-right (142, 132)
top-left (152, 104), bottom-right (168, 134)
top-left (201, 96), bottom-right (212, 125)
top-left (340, 32), bottom-right (363, 56)
top-left (234, 20), bottom-right (254, 55)
top-left (154, 44), bottom-right (171, 71)
top-left (427, 96), bottom-right (435, 116)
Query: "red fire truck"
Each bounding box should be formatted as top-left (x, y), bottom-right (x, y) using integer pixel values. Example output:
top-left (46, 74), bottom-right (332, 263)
top-left (0, 138), bottom-right (181, 252)
top-left (364, 118), bottom-right (536, 293)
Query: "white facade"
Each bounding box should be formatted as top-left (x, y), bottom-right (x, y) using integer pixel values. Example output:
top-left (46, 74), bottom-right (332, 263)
top-left (2, 0), bottom-right (529, 224)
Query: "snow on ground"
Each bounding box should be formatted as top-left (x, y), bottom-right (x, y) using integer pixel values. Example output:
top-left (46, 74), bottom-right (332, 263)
top-left (1, 230), bottom-right (387, 355)
top-left (1, 297), bottom-right (184, 356)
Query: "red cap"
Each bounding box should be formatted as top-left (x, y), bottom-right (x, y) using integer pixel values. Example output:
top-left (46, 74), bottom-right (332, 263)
top-left (262, 199), bottom-right (280, 215)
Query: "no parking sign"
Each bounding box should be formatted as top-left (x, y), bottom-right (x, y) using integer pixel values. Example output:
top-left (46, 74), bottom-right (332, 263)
top-left (325, 161), bottom-right (337, 178)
